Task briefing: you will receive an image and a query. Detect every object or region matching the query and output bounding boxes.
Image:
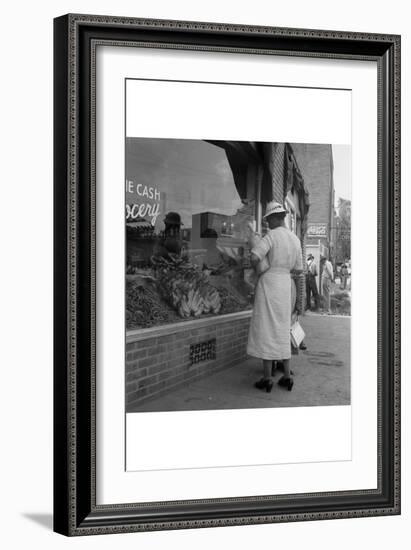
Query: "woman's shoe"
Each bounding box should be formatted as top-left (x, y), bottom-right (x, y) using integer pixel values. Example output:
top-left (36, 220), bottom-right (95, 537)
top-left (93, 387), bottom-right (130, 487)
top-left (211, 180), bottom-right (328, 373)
top-left (255, 378), bottom-right (274, 393)
top-left (265, 379), bottom-right (274, 393)
top-left (255, 378), bottom-right (266, 390)
top-left (278, 376), bottom-right (294, 391)
top-left (272, 361), bottom-right (294, 376)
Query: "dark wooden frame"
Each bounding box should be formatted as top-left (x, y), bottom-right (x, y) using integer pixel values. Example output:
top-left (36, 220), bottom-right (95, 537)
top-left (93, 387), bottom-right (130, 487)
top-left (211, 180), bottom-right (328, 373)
top-left (54, 13), bottom-right (401, 536)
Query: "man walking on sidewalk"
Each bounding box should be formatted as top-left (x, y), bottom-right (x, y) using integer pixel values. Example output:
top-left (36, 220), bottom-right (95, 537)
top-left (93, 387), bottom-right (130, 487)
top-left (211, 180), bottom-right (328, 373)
top-left (320, 255), bottom-right (334, 314)
top-left (306, 253), bottom-right (319, 310)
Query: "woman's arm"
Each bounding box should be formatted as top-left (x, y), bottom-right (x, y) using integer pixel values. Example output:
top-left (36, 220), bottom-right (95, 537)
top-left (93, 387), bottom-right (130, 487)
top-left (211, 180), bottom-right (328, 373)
top-left (246, 222), bottom-right (261, 249)
top-left (249, 252), bottom-right (260, 268)
top-left (246, 222), bottom-right (271, 272)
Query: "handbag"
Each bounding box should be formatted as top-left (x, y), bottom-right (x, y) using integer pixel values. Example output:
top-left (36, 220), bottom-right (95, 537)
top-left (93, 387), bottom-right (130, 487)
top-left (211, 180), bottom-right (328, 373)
top-left (290, 317), bottom-right (305, 348)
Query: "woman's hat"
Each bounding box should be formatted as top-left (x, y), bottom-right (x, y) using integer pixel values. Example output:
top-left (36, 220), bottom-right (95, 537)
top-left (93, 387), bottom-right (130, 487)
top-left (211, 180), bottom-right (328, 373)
top-left (263, 201), bottom-right (287, 218)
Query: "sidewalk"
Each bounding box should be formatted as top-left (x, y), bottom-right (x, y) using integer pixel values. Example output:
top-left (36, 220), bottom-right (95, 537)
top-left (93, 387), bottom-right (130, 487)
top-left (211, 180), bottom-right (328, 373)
top-left (129, 314), bottom-right (351, 412)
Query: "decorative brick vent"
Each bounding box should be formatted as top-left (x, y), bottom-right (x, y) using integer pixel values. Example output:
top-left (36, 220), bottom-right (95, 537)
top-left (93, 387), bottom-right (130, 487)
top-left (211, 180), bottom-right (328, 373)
top-left (190, 338), bottom-right (216, 365)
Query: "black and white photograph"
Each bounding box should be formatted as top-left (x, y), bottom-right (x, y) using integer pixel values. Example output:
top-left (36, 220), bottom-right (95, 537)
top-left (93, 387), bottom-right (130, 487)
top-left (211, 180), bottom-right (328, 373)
top-left (0, 0), bottom-right (405, 544)
top-left (125, 136), bottom-right (352, 414)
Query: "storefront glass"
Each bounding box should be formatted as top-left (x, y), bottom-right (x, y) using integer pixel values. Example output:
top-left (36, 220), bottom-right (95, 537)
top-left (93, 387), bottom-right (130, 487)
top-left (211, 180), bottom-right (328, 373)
top-left (126, 138), bottom-right (257, 330)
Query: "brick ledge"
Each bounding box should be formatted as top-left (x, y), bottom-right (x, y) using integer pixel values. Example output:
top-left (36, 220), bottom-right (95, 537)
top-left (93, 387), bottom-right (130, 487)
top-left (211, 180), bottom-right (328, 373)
top-left (126, 310), bottom-right (252, 344)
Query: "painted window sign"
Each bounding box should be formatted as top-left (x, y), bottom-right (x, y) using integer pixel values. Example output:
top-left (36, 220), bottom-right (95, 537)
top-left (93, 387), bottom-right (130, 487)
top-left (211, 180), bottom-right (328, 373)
top-left (126, 181), bottom-right (161, 226)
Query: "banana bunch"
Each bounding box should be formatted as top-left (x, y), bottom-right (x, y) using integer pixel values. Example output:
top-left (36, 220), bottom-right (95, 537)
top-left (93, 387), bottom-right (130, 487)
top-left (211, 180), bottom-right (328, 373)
top-left (177, 289), bottom-right (205, 318)
top-left (200, 286), bottom-right (221, 314)
top-left (153, 253), bottom-right (221, 319)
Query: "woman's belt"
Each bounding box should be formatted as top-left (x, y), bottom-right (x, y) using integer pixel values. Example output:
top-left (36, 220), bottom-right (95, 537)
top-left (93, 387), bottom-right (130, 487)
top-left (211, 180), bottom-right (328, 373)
top-left (266, 267), bottom-right (291, 274)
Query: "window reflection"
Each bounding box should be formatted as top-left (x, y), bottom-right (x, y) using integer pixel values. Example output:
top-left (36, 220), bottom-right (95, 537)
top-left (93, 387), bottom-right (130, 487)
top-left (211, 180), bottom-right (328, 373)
top-left (126, 138), bottom-right (256, 329)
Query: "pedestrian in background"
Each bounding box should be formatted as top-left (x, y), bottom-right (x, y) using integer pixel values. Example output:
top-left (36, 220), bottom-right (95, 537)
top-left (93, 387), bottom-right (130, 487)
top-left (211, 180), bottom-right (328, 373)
top-left (320, 255), bottom-right (334, 314)
top-left (306, 253), bottom-right (319, 310)
top-left (340, 263), bottom-right (348, 290)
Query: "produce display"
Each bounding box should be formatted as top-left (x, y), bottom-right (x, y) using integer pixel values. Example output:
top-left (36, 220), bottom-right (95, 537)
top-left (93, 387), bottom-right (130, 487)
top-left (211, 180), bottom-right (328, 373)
top-left (217, 286), bottom-right (249, 314)
top-left (126, 279), bottom-right (178, 329)
top-left (152, 254), bottom-right (222, 318)
top-left (126, 253), bottom-right (253, 329)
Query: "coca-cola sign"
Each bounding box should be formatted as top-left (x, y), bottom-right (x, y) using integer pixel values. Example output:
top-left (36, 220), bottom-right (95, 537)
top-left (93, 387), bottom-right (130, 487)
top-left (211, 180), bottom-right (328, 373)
top-left (307, 223), bottom-right (327, 237)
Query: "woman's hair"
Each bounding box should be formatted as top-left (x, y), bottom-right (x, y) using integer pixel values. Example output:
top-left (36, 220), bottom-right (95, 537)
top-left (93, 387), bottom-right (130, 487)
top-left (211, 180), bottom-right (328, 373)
top-left (266, 211), bottom-right (286, 224)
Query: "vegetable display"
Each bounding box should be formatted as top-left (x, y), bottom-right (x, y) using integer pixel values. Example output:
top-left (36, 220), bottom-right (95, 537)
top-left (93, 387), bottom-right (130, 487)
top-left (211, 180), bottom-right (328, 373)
top-left (152, 254), bottom-right (222, 318)
top-left (218, 286), bottom-right (248, 314)
top-left (126, 254), bottom-right (253, 329)
top-left (126, 280), bottom-right (177, 329)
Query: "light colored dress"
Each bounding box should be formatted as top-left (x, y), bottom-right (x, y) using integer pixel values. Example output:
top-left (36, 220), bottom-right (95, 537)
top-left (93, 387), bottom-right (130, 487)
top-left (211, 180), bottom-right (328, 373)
top-left (321, 260), bottom-right (334, 312)
top-left (247, 227), bottom-right (303, 360)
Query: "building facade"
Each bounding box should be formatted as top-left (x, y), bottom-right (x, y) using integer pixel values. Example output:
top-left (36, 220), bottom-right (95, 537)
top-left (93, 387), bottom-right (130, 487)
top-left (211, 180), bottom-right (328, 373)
top-left (125, 139), bottom-right (311, 409)
top-left (291, 143), bottom-right (335, 289)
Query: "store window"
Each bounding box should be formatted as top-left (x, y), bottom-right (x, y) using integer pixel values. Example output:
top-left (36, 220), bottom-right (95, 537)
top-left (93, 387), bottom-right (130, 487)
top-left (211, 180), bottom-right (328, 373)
top-left (125, 138), bottom-right (259, 330)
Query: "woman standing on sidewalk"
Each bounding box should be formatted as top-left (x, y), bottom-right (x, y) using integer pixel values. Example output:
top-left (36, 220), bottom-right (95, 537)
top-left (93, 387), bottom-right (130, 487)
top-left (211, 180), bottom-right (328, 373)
top-left (246, 201), bottom-right (303, 392)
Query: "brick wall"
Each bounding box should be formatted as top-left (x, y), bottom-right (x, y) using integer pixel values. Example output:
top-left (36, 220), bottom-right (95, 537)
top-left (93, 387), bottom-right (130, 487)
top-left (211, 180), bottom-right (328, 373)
top-left (126, 315), bottom-right (251, 410)
top-left (290, 143), bottom-right (333, 240)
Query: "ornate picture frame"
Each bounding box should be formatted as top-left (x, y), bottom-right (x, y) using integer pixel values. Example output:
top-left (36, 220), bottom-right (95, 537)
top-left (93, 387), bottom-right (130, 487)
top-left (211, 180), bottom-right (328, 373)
top-left (53, 14), bottom-right (400, 536)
